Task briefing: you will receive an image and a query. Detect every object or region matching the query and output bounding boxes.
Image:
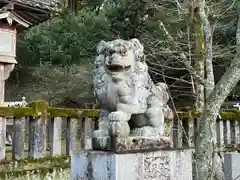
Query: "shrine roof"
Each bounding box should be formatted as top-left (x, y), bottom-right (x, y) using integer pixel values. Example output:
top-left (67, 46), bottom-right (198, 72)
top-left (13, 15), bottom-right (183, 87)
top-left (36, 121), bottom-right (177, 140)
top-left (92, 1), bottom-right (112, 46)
top-left (0, 0), bottom-right (60, 11)
top-left (10, 0), bottom-right (60, 10)
top-left (0, 0), bottom-right (61, 28)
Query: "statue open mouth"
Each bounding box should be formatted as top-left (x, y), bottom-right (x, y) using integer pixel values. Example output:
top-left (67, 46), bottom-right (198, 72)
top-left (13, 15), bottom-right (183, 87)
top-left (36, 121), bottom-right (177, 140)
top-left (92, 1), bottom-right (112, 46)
top-left (106, 64), bottom-right (131, 72)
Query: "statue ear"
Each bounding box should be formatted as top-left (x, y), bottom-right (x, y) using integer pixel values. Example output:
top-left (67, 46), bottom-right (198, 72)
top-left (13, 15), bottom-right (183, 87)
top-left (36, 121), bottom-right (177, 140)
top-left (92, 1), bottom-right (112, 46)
top-left (163, 105), bottom-right (174, 120)
top-left (156, 83), bottom-right (168, 91)
top-left (140, 55), bottom-right (146, 62)
top-left (130, 38), bottom-right (144, 58)
top-left (156, 83), bottom-right (170, 105)
top-left (97, 40), bottom-right (107, 54)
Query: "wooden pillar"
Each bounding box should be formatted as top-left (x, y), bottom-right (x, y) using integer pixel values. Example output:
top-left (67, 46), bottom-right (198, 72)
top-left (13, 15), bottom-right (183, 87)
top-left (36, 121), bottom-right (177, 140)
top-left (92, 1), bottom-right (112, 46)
top-left (0, 63), bottom-right (14, 161)
top-left (0, 23), bottom-right (17, 102)
top-left (0, 65), bottom-right (4, 103)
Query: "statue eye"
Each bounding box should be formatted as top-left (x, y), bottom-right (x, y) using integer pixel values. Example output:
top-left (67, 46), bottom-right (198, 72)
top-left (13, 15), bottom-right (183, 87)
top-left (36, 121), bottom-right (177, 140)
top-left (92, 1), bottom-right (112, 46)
top-left (120, 47), bottom-right (127, 55)
top-left (109, 49), bottom-right (116, 55)
top-left (105, 49), bottom-right (115, 56)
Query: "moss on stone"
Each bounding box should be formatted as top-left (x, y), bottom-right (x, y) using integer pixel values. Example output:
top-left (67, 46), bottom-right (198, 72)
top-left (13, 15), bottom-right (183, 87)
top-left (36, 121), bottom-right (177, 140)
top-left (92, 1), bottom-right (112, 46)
top-left (0, 155), bottom-right (70, 177)
top-left (176, 109), bottom-right (240, 121)
top-left (0, 167), bottom-right (69, 179)
top-left (0, 107), bottom-right (35, 117)
top-left (178, 107), bottom-right (195, 111)
top-left (48, 107), bottom-right (99, 118)
top-left (1, 155), bottom-right (68, 165)
top-left (1, 101), bottom-right (240, 121)
top-left (219, 111), bottom-right (240, 120)
top-left (28, 100), bottom-right (49, 116)
top-left (0, 100), bottom-right (99, 118)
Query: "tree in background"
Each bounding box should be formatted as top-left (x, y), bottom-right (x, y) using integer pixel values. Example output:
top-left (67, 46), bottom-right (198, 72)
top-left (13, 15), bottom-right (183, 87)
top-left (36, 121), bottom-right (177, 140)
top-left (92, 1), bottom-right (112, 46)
top-left (7, 1), bottom-right (240, 178)
top-left (12, 0), bottom-right (237, 107)
top-left (8, 3), bottom-right (240, 179)
top-left (102, 0), bottom-right (240, 179)
top-left (102, 0), bottom-right (237, 105)
top-left (7, 8), bottom-right (113, 105)
top-left (17, 10), bottom-right (112, 66)
top-left (127, 0), bottom-right (238, 179)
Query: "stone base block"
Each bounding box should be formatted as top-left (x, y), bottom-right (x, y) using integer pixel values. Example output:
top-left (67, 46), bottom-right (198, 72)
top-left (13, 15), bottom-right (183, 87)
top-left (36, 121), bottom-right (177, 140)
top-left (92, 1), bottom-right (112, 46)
top-left (92, 136), bottom-right (171, 151)
top-left (224, 152), bottom-right (240, 180)
top-left (71, 149), bottom-right (193, 180)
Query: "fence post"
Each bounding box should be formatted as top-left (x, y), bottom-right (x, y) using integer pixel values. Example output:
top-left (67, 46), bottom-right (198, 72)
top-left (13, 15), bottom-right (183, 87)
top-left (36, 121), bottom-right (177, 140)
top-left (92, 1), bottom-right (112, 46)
top-left (216, 119), bottom-right (224, 148)
top-left (49, 117), bottom-right (62, 156)
top-left (81, 117), bottom-right (95, 150)
top-left (187, 116), bottom-right (195, 148)
top-left (230, 120), bottom-right (236, 145)
top-left (12, 117), bottom-right (25, 160)
top-left (224, 120), bottom-right (231, 145)
top-left (0, 117), bottom-right (6, 161)
top-left (28, 100), bottom-right (48, 158)
top-left (66, 117), bottom-right (78, 155)
top-left (235, 120), bottom-right (240, 145)
top-left (170, 119), bottom-right (183, 148)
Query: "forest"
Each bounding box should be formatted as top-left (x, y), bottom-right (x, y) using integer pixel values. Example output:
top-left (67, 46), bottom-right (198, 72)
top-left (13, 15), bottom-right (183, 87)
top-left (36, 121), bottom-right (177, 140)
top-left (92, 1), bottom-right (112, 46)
top-left (6, 0), bottom-right (238, 108)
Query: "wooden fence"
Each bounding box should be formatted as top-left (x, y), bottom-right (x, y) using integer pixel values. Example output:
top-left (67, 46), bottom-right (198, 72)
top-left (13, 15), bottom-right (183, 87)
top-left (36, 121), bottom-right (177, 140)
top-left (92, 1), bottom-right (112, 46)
top-left (1, 101), bottom-right (240, 162)
top-left (171, 109), bottom-right (240, 151)
top-left (0, 100), bottom-right (99, 161)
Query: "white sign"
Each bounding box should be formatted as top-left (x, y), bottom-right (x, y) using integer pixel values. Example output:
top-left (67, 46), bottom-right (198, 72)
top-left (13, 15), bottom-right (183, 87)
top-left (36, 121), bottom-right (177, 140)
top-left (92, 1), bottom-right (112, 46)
top-left (233, 103), bottom-right (240, 110)
top-left (0, 28), bottom-right (16, 56)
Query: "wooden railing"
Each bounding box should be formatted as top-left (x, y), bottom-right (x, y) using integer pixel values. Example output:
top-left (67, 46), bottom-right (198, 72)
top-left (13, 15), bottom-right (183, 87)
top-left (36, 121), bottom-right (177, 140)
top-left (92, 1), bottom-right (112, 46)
top-left (0, 100), bottom-right (99, 161)
top-left (2, 102), bottom-right (240, 162)
top-left (169, 109), bottom-right (240, 151)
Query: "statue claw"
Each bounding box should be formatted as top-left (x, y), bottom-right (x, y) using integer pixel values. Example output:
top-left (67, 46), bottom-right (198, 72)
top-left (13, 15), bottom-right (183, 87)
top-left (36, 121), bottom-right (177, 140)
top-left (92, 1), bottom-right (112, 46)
top-left (159, 136), bottom-right (170, 143)
top-left (108, 111), bottom-right (130, 121)
top-left (93, 129), bottom-right (109, 138)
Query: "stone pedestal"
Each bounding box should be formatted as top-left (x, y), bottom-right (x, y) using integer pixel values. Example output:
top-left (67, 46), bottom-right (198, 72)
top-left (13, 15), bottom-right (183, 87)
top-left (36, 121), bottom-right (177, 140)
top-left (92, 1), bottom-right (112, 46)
top-left (71, 149), bottom-right (193, 180)
top-left (92, 136), bottom-right (171, 151)
top-left (224, 152), bottom-right (240, 180)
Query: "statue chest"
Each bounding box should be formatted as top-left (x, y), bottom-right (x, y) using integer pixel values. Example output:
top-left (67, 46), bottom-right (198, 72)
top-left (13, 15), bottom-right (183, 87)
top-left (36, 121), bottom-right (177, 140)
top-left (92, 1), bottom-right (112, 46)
top-left (101, 83), bottom-right (118, 110)
top-left (132, 85), bottom-right (149, 110)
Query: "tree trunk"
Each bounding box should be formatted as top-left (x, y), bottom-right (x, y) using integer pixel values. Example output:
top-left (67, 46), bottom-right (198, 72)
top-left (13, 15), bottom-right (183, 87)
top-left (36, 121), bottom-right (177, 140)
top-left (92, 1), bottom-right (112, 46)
top-left (192, 6), bottom-right (204, 111)
top-left (195, 14), bottom-right (240, 180)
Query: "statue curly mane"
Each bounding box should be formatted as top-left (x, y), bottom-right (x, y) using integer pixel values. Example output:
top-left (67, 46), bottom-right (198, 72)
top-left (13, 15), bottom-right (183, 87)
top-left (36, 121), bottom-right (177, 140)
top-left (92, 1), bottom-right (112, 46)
top-left (92, 39), bottom-right (152, 110)
top-left (92, 38), bottom-right (173, 144)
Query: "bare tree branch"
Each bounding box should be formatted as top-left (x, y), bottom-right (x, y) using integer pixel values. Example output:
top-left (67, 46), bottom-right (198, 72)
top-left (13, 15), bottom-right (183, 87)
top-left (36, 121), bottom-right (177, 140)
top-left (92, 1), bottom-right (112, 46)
top-left (158, 20), bottom-right (205, 85)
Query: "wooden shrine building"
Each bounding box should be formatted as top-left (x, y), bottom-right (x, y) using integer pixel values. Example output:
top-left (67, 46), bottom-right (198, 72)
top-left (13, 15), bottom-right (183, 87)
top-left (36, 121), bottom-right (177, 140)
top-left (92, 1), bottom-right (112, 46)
top-left (0, 0), bottom-right (60, 30)
top-left (0, 0), bottom-right (60, 103)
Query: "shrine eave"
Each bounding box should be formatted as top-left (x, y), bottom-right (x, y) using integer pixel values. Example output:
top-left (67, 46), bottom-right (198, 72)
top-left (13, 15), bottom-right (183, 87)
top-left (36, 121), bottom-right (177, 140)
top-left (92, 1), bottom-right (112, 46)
top-left (0, 1), bottom-right (60, 27)
top-left (0, 11), bottom-right (31, 27)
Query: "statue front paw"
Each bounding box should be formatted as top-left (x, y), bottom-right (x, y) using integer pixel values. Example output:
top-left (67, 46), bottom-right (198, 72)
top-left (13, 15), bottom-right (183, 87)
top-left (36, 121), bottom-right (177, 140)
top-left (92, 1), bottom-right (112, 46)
top-left (108, 111), bottom-right (131, 122)
top-left (93, 129), bottom-right (109, 138)
top-left (109, 121), bottom-right (130, 137)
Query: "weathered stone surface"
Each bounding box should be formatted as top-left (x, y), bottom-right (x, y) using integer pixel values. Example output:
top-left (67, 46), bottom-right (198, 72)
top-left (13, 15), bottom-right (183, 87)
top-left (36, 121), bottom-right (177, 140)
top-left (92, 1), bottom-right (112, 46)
top-left (92, 136), bottom-right (171, 152)
top-left (71, 149), bottom-right (193, 180)
top-left (224, 152), bottom-right (240, 180)
top-left (92, 38), bottom-right (174, 144)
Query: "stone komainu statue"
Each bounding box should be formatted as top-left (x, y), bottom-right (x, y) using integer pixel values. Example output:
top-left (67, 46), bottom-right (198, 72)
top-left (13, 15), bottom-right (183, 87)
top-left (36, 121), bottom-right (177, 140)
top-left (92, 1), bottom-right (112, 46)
top-left (92, 38), bottom-right (173, 141)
